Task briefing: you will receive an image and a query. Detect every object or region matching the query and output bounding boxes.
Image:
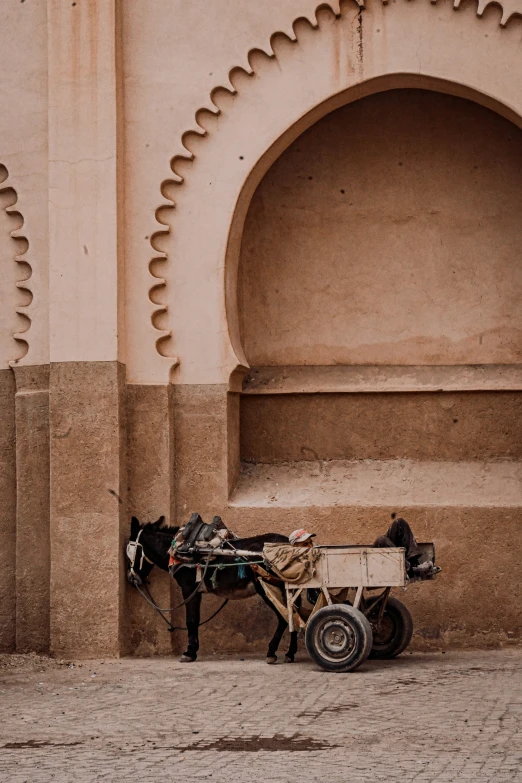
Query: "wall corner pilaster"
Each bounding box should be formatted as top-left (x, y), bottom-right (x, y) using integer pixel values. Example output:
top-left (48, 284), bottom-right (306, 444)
top-left (12, 364), bottom-right (50, 653)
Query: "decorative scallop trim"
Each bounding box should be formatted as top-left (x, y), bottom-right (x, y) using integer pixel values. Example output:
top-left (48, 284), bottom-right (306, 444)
top-left (148, 0), bottom-right (522, 369)
top-left (453, 0), bottom-right (522, 25)
top-left (0, 165), bottom-right (32, 365)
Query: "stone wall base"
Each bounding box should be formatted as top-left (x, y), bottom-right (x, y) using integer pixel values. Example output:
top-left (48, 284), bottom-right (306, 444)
top-left (14, 365), bottom-right (50, 653)
top-left (49, 362), bottom-right (127, 658)
top-left (0, 368), bottom-right (16, 652)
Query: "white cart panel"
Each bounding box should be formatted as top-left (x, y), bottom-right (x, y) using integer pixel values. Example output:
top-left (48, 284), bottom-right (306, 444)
top-left (298, 546), bottom-right (406, 589)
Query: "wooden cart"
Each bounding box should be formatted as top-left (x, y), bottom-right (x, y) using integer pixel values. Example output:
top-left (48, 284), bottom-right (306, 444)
top-left (282, 543), bottom-right (436, 673)
top-left (188, 540), bottom-right (437, 673)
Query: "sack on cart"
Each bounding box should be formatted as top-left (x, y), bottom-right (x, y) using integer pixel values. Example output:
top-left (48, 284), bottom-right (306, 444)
top-left (262, 543), bottom-right (320, 584)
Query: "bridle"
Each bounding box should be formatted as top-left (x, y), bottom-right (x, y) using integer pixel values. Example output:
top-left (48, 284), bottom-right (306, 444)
top-left (126, 528), bottom-right (155, 586)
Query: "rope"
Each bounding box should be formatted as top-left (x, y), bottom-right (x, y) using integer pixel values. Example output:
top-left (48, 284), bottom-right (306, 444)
top-left (172, 558), bottom-right (265, 570)
top-left (168, 598), bottom-right (230, 633)
top-left (136, 583), bottom-right (229, 633)
top-left (136, 584), bottom-right (179, 614)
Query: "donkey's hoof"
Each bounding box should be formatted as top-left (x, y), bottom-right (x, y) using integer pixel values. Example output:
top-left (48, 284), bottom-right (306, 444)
top-left (266, 656), bottom-right (277, 665)
top-left (284, 655), bottom-right (295, 663)
top-left (179, 654), bottom-right (196, 663)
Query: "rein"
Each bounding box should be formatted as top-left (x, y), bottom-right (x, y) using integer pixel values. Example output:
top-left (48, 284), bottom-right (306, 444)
top-left (135, 582), bottom-right (229, 633)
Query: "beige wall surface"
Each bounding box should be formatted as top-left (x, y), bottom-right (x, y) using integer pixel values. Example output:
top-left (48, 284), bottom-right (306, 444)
top-left (239, 90), bottom-right (522, 367)
top-left (0, 1), bottom-right (47, 369)
top-left (48, 0), bottom-right (120, 364)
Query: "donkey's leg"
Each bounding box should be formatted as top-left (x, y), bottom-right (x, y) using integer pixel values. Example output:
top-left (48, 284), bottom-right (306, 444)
top-left (267, 614), bottom-right (288, 664)
top-left (180, 589), bottom-right (202, 663)
top-left (285, 631), bottom-right (299, 663)
top-left (285, 595), bottom-right (301, 662)
top-left (255, 581), bottom-right (288, 664)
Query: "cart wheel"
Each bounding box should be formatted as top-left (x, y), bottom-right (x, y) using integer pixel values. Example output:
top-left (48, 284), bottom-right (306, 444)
top-left (368, 596), bottom-right (413, 659)
top-left (305, 604), bottom-right (373, 672)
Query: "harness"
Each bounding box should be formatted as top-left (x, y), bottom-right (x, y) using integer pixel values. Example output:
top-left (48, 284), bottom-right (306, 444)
top-left (127, 530), bottom-right (230, 633)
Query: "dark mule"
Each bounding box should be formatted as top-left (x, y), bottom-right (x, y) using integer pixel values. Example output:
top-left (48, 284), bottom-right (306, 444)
top-left (126, 516), bottom-right (298, 664)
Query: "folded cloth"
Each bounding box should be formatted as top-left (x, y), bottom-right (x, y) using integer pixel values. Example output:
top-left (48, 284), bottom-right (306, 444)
top-left (262, 543), bottom-right (320, 584)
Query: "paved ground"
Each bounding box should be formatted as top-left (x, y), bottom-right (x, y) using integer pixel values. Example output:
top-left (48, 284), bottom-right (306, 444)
top-left (1, 650), bottom-right (521, 783)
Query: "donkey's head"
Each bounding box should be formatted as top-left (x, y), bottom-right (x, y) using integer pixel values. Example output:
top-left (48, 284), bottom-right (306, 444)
top-left (126, 515), bottom-right (171, 586)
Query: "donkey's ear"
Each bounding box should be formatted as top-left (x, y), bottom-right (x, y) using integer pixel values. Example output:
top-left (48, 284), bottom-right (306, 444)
top-left (151, 515), bottom-right (165, 529)
top-left (130, 516), bottom-right (140, 538)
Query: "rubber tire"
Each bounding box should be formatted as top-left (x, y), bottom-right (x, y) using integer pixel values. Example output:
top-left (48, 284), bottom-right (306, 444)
top-left (305, 604), bottom-right (373, 673)
top-left (368, 596), bottom-right (413, 660)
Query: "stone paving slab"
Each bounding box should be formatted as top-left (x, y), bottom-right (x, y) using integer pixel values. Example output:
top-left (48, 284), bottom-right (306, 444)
top-left (1, 650), bottom-right (521, 782)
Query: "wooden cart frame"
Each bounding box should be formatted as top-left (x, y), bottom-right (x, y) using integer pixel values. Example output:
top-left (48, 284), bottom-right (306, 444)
top-left (282, 543), bottom-right (436, 672)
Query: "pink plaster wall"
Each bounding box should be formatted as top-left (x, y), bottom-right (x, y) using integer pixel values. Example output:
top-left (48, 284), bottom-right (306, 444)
top-left (239, 89), bottom-right (522, 367)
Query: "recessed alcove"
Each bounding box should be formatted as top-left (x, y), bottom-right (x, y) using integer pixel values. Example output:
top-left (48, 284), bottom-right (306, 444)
top-left (238, 88), bottom-right (522, 369)
top-left (234, 88), bottom-right (522, 504)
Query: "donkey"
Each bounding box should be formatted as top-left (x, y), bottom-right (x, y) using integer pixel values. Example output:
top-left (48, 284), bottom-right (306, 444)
top-left (126, 516), bottom-right (298, 664)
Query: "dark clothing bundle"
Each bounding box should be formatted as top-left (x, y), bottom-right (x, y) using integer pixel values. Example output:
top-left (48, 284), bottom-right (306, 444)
top-left (373, 517), bottom-right (423, 573)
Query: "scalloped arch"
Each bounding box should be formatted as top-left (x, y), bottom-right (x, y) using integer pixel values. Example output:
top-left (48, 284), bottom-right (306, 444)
top-left (146, 0), bottom-right (522, 385)
top-left (0, 164), bottom-right (32, 368)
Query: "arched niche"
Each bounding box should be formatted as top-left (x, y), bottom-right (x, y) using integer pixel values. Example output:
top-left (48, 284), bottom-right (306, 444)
top-left (237, 86), bottom-right (522, 371)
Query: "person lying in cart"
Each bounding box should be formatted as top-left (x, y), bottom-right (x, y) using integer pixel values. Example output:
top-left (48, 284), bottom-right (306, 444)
top-left (373, 514), bottom-right (441, 579)
top-left (289, 514), bottom-right (440, 580)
